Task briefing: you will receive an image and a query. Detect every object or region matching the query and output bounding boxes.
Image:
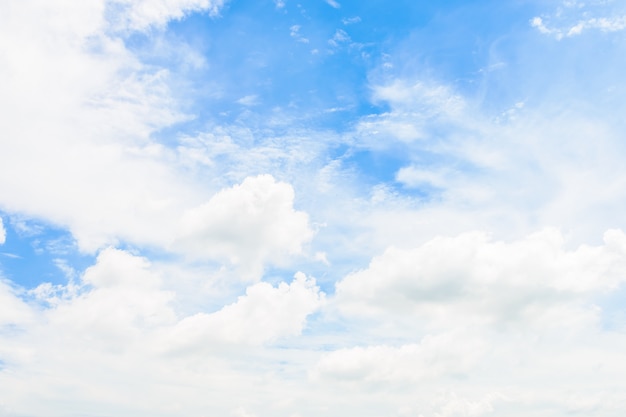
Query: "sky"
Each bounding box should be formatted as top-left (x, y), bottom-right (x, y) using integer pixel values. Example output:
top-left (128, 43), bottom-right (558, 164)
top-left (2, 0), bottom-right (626, 416)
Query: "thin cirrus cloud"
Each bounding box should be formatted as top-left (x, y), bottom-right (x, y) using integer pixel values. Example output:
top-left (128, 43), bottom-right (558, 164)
top-left (2, 0), bottom-right (626, 416)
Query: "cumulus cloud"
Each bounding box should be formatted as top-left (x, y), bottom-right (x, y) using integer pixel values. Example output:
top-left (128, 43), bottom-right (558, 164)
top-left (335, 229), bottom-right (626, 329)
top-left (36, 249), bottom-right (177, 352)
top-left (0, 249), bottom-right (325, 416)
top-left (309, 229), bottom-right (626, 416)
top-left (177, 175), bottom-right (314, 280)
top-left (0, 0), bottom-right (208, 252)
top-left (167, 272), bottom-right (324, 347)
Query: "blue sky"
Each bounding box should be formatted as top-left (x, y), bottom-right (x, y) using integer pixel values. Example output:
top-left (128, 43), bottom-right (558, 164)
top-left (2, 0), bottom-right (626, 416)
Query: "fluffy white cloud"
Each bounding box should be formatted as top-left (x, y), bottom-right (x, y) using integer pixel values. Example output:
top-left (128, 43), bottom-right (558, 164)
top-left (0, 0), bottom-right (232, 253)
top-left (177, 175), bottom-right (314, 279)
top-left (0, 249), bottom-right (325, 416)
top-left (167, 272), bottom-right (324, 347)
top-left (308, 229), bottom-right (626, 416)
top-left (110, 0), bottom-right (227, 31)
top-left (35, 249), bottom-right (176, 353)
top-left (335, 229), bottom-right (626, 330)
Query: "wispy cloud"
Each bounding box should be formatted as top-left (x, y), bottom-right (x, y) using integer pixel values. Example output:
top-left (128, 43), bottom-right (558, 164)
top-left (342, 16), bottom-right (361, 25)
top-left (290, 24), bottom-right (309, 43)
top-left (236, 94), bottom-right (260, 106)
top-left (328, 28), bottom-right (351, 47)
top-left (531, 1), bottom-right (626, 39)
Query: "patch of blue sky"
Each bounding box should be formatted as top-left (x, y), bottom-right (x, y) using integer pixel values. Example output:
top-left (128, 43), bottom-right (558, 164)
top-left (342, 148), bottom-right (409, 184)
top-left (123, 0), bottom-right (626, 143)
top-left (0, 215), bottom-right (94, 290)
top-left (126, 0), bottom-right (570, 167)
top-left (370, 2), bottom-right (546, 105)
top-left (123, 1), bottom-right (449, 138)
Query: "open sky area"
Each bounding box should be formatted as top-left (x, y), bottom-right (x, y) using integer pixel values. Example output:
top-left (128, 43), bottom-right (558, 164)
top-left (3, 0), bottom-right (626, 416)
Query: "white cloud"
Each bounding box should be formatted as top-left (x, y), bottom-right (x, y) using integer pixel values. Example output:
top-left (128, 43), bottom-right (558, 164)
top-left (395, 166), bottom-right (451, 188)
top-left (530, 1), bottom-right (626, 39)
top-left (371, 80), bottom-right (466, 115)
top-left (109, 0), bottom-right (228, 31)
top-left (39, 249), bottom-right (177, 349)
top-left (0, 0), bottom-right (320, 269)
top-left (0, 250), bottom-right (326, 416)
top-left (0, 0), bottom-right (215, 253)
top-left (351, 80), bottom-right (468, 147)
top-left (325, 0), bottom-right (340, 9)
top-left (166, 272), bottom-right (324, 347)
top-left (328, 29), bottom-right (351, 47)
top-left (177, 175), bottom-right (314, 280)
top-left (348, 67), bottom-right (626, 250)
top-left (530, 15), bottom-right (626, 39)
top-left (290, 25), bottom-right (309, 43)
top-left (342, 16), bottom-right (361, 25)
top-left (237, 94), bottom-right (260, 106)
top-left (335, 229), bottom-right (626, 329)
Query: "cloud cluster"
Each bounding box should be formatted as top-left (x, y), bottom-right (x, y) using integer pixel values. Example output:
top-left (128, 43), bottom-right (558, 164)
top-left (0, 248), bottom-right (324, 416)
top-left (167, 271), bottom-right (323, 347)
top-left (307, 229), bottom-right (626, 416)
top-left (3, 0), bottom-right (626, 416)
top-left (177, 175), bottom-right (313, 279)
top-left (336, 229), bottom-right (626, 327)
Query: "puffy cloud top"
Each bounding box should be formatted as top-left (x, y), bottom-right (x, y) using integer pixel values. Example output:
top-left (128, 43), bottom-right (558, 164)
top-left (336, 229), bottom-right (626, 328)
top-left (178, 175), bottom-right (314, 279)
